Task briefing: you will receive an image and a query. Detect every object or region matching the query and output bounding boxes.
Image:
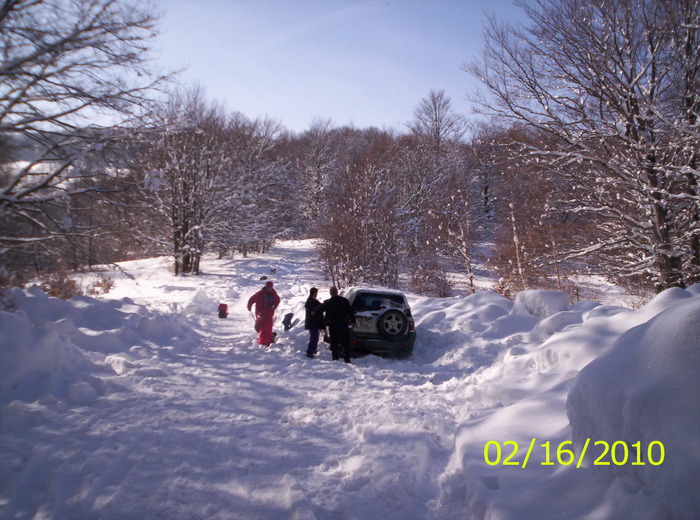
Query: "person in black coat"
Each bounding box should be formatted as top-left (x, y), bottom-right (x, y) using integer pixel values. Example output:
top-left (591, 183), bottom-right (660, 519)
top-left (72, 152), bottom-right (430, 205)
top-left (304, 287), bottom-right (325, 358)
top-left (314, 286), bottom-right (356, 363)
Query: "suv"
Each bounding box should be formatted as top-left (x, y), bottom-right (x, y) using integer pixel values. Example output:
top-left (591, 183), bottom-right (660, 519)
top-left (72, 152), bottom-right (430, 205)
top-left (339, 287), bottom-right (416, 359)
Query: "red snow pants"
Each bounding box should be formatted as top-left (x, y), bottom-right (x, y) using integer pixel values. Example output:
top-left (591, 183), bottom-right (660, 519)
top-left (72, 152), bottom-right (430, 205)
top-left (256, 312), bottom-right (275, 346)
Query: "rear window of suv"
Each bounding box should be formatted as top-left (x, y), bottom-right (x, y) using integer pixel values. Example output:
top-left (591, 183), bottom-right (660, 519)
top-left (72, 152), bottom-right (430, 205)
top-left (351, 292), bottom-right (406, 312)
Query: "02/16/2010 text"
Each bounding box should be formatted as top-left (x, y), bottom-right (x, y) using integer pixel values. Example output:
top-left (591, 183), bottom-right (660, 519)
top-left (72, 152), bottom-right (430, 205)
top-left (483, 439), bottom-right (665, 469)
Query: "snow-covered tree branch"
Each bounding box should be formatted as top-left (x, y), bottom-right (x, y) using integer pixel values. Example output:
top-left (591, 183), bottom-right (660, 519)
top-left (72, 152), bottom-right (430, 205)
top-left (467, 0), bottom-right (700, 289)
top-left (0, 0), bottom-right (166, 263)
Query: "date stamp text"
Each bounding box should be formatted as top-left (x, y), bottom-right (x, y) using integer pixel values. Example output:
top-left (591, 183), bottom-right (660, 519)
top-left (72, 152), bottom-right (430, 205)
top-left (483, 439), bottom-right (665, 468)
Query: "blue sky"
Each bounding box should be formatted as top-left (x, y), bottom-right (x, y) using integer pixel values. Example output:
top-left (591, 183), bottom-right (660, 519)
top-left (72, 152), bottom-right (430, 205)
top-left (154, 0), bottom-right (523, 133)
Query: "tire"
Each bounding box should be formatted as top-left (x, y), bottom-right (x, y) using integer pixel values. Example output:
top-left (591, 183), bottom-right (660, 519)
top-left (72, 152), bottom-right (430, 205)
top-left (377, 309), bottom-right (408, 340)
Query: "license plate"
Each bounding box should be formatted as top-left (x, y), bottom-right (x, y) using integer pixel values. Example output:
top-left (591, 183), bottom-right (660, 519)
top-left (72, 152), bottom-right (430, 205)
top-left (356, 316), bottom-right (372, 329)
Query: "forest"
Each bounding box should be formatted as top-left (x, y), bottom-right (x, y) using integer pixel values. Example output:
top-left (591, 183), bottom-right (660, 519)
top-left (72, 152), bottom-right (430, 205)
top-left (1, 0), bottom-right (699, 297)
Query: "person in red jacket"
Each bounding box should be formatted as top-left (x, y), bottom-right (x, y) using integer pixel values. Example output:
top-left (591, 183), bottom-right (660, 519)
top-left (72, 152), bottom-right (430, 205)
top-left (247, 281), bottom-right (280, 346)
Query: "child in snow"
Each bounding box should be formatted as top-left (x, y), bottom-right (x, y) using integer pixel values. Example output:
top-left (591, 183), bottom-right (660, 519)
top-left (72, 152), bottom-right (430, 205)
top-left (247, 281), bottom-right (280, 346)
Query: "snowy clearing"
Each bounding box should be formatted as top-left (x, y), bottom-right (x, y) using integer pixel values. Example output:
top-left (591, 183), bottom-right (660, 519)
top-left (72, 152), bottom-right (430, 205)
top-left (1, 240), bottom-right (699, 520)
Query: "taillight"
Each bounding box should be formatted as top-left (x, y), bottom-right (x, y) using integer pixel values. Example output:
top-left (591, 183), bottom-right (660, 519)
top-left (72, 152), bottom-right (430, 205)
top-left (408, 321), bottom-right (415, 332)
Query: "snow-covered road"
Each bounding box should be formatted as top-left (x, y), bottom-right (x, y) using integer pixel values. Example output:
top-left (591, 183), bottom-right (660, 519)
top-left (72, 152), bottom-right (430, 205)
top-left (5, 341), bottom-right (456, 519)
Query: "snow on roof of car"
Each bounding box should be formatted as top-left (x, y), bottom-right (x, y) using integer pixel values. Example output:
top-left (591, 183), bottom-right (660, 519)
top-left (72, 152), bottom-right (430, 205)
top-left (344, 286), bottom-right (407, 295)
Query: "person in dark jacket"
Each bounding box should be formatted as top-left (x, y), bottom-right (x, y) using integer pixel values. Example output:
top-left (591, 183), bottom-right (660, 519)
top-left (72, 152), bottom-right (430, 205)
top-left (304, 287), bottom-right (325, 358)
top-left (314, 286), bottom-right (356, 362)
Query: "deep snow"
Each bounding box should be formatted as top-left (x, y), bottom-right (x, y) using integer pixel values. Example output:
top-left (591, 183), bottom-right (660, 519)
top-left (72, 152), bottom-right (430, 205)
top-left (1, 240), bottom-right (699, 520)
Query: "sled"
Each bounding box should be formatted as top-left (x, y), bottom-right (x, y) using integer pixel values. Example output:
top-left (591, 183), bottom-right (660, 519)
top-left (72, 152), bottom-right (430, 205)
top-left (282, 312), bottom-right (299, 331)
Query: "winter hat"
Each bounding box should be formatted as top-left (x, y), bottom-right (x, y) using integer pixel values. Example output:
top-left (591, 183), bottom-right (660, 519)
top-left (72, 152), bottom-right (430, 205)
top-left (265, 281), bottom-right (274, 288)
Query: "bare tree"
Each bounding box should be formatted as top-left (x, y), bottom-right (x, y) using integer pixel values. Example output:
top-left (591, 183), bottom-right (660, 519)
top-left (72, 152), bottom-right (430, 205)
top-left (215, 114), bottom-right (296, 257)
top-left (0, 0), bottom-right (165, 273)
top-left (467, 0), bottom-right (700, 290)
top-left (317, 127), bottom-right (401, 288)
top-left (400, 90), bottom-right (469, 294)
top-left (475, 125), bottom-right (588, 294)
top-left (293, 117), bottom-right (338, 226)
top-left (132, 87), bottom-right (296, 275)
top-left (134, 87), bottom-right (237, 274)
top-left (409, 89), bottom-right (467, 150)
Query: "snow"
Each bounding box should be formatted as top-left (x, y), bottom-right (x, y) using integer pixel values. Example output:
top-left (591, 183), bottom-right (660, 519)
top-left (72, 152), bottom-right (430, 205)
top-left (568, 295), bottom-right (700, 519)
top-left (512, 289), bottom-right (570, 319)
top-left (1, 239), bottom-right (699, 519)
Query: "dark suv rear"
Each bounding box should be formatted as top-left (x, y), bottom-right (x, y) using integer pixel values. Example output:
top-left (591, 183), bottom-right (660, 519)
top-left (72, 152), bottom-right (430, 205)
top-left (341, 287), bottom-right (416, 359)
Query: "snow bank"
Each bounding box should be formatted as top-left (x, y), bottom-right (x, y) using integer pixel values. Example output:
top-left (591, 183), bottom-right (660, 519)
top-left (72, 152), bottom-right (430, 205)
top-left (441, 286), bottom-right (700, 520)
top-left (1, 286), bottom-right (200, 405)
top-left (476, 290), bottom-right (570, 340)
top-left (0, 309), bottom-right (93, 403)
top-left (568, 294), bottom-right (700, 518)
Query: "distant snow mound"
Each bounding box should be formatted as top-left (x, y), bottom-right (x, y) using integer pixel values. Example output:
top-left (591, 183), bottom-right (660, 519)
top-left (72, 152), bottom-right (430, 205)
top-left (183, 288), bottom-right (218, 316)
top-left (480, 290), bottom-right (571, 340)
top-left (513, 290), bottom-right (570, 319)
top-left (567, 293), bottom-right (700, 519)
